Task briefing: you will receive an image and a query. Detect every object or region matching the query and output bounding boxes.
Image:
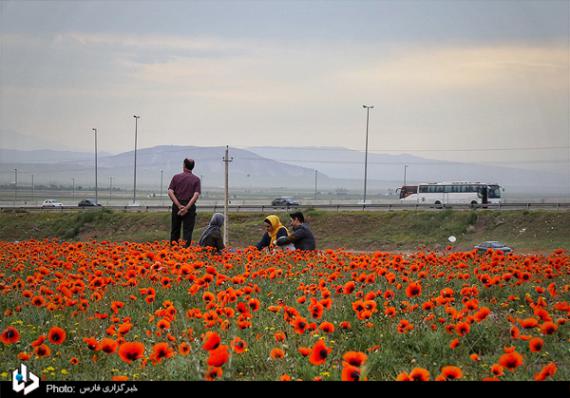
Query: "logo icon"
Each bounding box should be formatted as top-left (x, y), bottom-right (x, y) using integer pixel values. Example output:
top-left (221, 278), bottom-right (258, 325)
top-left (12, 364), bottom-right (39, 395)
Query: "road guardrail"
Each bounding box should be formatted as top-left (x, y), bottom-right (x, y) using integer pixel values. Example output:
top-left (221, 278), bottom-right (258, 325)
top-left (2, 202), bottom-right (570, 213)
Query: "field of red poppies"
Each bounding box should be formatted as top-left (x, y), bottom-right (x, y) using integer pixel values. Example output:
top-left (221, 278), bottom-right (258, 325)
top-left (0, 240), bottom-right (568, 381)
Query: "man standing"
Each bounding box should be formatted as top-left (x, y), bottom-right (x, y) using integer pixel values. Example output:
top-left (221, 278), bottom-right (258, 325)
top-left (168, 158), bottom-right (201, 247)
top-left (275, 211), bottom-right (316, 250)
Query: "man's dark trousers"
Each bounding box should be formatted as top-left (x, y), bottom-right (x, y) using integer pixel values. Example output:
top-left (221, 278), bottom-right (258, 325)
top-left (171, 201), bottom-right (196, 248)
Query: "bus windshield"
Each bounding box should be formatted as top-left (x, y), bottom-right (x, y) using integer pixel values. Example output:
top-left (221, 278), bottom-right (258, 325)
top-left (399, 185), bottom-right (417, 199)
top-left (488, 185), bottom-right (501, 199)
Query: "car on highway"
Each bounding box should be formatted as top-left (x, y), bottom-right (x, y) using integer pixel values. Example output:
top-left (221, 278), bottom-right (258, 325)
top-left (78, 199), bottom-right (102, 207)
top-left (271, 197), bottom-right (300, 207)
top-left (474, 241), bottom-right (512, 255)
top-left (41, 199), bottom-right (63, 208)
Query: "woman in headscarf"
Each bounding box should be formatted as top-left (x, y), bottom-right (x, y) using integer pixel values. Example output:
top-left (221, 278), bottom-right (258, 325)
top-left (198, 213), bottom-right (225, 252)
top-left (255, 215), bottom-right (294, 251)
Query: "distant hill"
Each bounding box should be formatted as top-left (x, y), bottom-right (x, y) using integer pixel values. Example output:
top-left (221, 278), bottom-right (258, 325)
top-left (0, 149), bottom-right (114, 164)
top-left (247, 146), bottom-right (567, 194)
top-left (0, 145), bottom-right (567, 195)
top-left (0, 146), bottom-right (332, 189)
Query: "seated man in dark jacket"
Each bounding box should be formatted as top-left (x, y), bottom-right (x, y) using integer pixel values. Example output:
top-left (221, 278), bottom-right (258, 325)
top-left (275, 212), bottom-right (316, 250)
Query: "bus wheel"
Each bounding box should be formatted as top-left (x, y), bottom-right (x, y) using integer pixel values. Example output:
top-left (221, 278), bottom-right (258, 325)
top-left (470, 201), bottom-right (478, 209)
top-left (434, 201), bottom-right (443, 209)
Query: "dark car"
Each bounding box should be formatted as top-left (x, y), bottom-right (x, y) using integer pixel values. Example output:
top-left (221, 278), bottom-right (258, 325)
top-left (474, 241), bottom-right (512, 255)
top-left (78, 199), bottom-right (102, 207)
top-left (271, 197), bottom-right (300, 207)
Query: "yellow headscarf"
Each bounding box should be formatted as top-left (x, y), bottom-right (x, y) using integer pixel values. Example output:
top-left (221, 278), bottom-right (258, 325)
top-left (264, 215), bottom-right (289, 246)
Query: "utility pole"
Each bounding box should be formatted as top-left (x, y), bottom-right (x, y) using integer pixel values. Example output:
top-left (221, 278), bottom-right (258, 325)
top-left (31, 174), bottom-right (34, 205)
top-left (314, 170), bottom-right (318, 200)
top-left (109, 176), bottom-right (112, 205)
top-left (72, 178), bottom-right (76, 202)
top-left (133, 115), bottom-right (141, 205)
top-left (13, 168), bottom-right (17, 207)
top-left (362, 105), bottom-right (374, 205)
top-left (91, 128), bottom-right (98, 205)
top-left (404, 164), bottom-right (408, 186)
top-left (222, 146), bottom-right (233, 246)
top-left (160, 170), bottom-right (164, 206)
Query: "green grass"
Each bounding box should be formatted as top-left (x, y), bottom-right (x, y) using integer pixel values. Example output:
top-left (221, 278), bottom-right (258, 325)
top-left (0, 209), bottom-right (568, 252)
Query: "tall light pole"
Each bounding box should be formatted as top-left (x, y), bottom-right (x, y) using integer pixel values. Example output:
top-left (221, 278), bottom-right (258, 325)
top-left (160, 169), bottom-right (164, 206)
top-left (133, 115), bottom-right (140, 205)
top-left (109, 176), bottom-right (112, 205)
top-left (314, 169), bottom-right (318, 200)
top-left (404, 164), bottom-right (408, 186)
top-left (362, 105), bottom-right (374, 205)
top-left (72, 178), bottom-right (75, 201)
top-left (31, 174), bottom-right (34, 205)
top-left (91, 128), bottom-right (98, 205)
top-left (13, 168), bottom-right (17, 207)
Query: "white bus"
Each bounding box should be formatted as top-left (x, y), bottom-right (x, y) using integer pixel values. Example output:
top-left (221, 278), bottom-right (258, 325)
top-left (398, 182), bottom-right (503, 207)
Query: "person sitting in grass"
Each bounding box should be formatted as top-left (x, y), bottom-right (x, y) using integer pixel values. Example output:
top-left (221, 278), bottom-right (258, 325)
top-left (276, 211), bottom-right (316, 250)
top-left (256, 215), bottom-right (294, 251)
top-left (198, 213), bottom-right (225, 253)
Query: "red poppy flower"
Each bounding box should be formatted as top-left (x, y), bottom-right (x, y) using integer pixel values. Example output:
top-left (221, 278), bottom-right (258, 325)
top-left (298, 347), bottom-right (311, 357)
top-left (498, 351), bottom-right (523, 371)
top-left (178, 342), bottom-right (191, 356)
top-left (150, 342), bottom-right (174, 364)
top-left (48, 327), bottom-right (66, 345)
top-left (440, 366), bottom-right (463, 380)
top-left (83, 337), bottom-right (99, 351)
top-left (99, 338), bottom-right (118, 354)
top-left (540, 321), bottom-right (558, 335)
top-left (409, 368), bottom-right (430, 381)
top-left (319, 322), bottom-right (335, 334)
top-left (491, 364), bottom-right (504, 376)
top-left (342, 351), bottom-right (368, 367)
top-left (534, 362), bottom-right (557, 381)
top-left (207, 344), bottom-right (230, 367)
top-left (1, 326), bottom-right (20, 345)
top-left (204, 366), bottom-right (223, 381)
top-left (270, 348), bottom-right (285, 359)
top-left (34, 344), bottom-right (51, 358)
top-left (274, 331), bottom-right (286, 342)
top-left (231, 337), bottom-right (247, 354)
top-left (341, 365), bottom-right (365, 381)
top-left (309, 339), bottom-right (331, 366)
top-left (202, 331), bottom-right (221, 351)
top-left (118, 342), bottom-right (145, 364)
top-left (405, 282), bottom-right (422, 298)
top-left (529, 337), bottom-right (544, 353)
top-left (292, 317), bottom-right (308, 334)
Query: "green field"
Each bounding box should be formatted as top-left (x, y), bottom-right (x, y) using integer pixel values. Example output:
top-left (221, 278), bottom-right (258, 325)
top-left (1, 209), bottom-right (569, 252)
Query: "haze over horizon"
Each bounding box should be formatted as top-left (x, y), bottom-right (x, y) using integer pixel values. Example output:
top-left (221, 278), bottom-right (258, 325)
top-left (1, 1), bottom-right (569, 178)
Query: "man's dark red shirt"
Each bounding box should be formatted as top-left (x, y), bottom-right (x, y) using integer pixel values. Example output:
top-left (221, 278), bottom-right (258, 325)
top-left (168, 171), bottom-right (201, 202)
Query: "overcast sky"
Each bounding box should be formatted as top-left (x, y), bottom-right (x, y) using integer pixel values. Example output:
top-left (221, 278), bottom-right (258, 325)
top-left (0, 0), bottom-right (568, 172)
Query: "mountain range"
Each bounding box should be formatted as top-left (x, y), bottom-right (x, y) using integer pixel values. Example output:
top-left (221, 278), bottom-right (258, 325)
top-left (0, 145), bottom-right (567, 195)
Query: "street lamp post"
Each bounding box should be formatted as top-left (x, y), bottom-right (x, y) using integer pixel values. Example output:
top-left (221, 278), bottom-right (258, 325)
top-left (362, 105), bottom-right (374, 205)
top-left (314, 170), bottom-right (318, 200)
top-left (133, 115), bottom-right (141, 205)
top-left (91, 128), bottom-right (98, 205)
top-left (13, 168), bottom-right (17, 207)
top-left (72, 178), bottom-right (75, 201)
top-left (31, 174), bottom-right (34, 205)
top-left (404, 164), bottom-right (408, 186)
top-left (160, 170), bottom-right (164, 206)
top-left (109, 176), bottom-right (112, 205)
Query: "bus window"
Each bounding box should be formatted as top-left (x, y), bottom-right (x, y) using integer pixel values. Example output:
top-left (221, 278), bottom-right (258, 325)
top-left (419, 185), bottom-right (428, 193)
top-left (436, 185), bottom-right (445, 193)
top-left (489, 185), bottom-right (501, 198)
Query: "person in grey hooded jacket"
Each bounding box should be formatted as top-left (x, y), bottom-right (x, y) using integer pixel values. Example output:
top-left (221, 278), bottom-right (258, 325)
top-left (198, 213), bottom-right (225, 252)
